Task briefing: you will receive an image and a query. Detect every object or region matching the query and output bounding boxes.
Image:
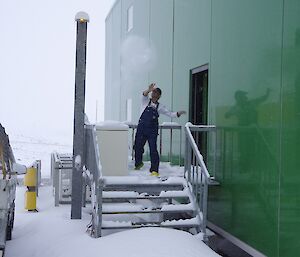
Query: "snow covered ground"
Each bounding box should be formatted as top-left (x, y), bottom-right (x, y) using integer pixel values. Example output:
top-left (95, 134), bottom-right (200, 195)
top-left (5, 136), bottom-right (220, 257)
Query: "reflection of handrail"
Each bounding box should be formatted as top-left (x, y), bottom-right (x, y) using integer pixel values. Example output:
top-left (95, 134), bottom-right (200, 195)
top-left (221, 125), bottom-right (278, 165)
top-left (254, 126), bottom-right (278, 166)
top-left (184, 122), bottom-right (216, 241)
top-left (128, 122), bottom-right (182, 165)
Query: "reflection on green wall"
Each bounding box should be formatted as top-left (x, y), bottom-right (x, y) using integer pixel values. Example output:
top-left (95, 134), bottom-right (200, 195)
top-left (208, 0), bottom-right (300, 256)
top-left (208, 0), bottom-right (283, 256)
top-left (280, 0), bottom-right (300, 256)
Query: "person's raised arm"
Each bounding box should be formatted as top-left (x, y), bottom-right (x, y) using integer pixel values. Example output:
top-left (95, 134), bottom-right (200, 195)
top-left (143, 83), bottom-right (155, 96)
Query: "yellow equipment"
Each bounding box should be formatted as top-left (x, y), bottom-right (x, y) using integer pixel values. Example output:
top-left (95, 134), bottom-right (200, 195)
top-left (25, 191), bottom-right (37, 210)
top-left (24, 167), bottom-right (37, 187)
top-left (24, 167), bottom-right (37, 211)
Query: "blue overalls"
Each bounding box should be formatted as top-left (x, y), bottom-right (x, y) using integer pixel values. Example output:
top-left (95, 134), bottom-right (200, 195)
top-left (135, 100), bottom-right (160, 172)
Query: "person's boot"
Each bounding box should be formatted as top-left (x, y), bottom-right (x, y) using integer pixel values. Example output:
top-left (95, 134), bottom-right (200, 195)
top-left (150, 171), bottom-right (159, 177)
top-left (134, 162), bottom-right (144, 170)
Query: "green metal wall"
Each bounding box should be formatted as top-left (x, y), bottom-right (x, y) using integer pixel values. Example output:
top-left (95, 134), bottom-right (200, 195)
top-left (105, 0), bottom-right (122, 120)
top-left (105, 0), bottom-right (300, 256)
top-left (208, 1), bottom-right (283, 256)
top-left (105, 0), bottom-right (175, 123)
top-left (280, 0), bottom-right (300, 256)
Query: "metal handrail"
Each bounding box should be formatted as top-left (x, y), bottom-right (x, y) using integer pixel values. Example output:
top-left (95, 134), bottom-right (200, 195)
top-left (84, 124), bottom-right (102, 180)
top-left (87, 121), bottom-right (217, 239)
top-left (184, 122), bottom-right (216, 241)
top-left (51, 152), bottom-right (73, 206)
top-left (128, 122), bottom-right (182, 165)
top-left (84, 124), bottom-right (103, 238)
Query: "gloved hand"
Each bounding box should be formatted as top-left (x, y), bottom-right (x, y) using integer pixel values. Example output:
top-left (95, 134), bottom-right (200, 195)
top-left (177, 111), bottom-right (186, 117)
top-left (148, 83), bottom-right (156, 91)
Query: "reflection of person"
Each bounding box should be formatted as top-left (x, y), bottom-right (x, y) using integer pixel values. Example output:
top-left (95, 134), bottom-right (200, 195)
top-left (134, 83), bottom-right (186, 176)
top-left (225, 88), bottom-right (271, 126)
top-left (225, 89), bottom-right (270, 174)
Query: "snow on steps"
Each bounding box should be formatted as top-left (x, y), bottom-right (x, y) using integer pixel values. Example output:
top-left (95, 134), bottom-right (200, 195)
top-left (97, 175), bottom-right (202, 233)
top-left (102, 176), bottom-right (186, 192)
top-left (101, 215), bottom-right (201, 230)
top-left (102, 176), bottom-right (186, 185)
top-left (102, 202), bottom-right (195, 214)
top-left (102, 189), bottom-right (190, 200)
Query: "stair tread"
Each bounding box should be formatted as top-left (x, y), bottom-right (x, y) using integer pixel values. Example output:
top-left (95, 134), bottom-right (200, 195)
top-left (102, 190), bottom-right (190, 199)
top-left (101, 216), bottom-right (200, 229)
top-left (103, 176), bottom-right (186, 187)
top-left (102, 203), bottom-right (195, 214)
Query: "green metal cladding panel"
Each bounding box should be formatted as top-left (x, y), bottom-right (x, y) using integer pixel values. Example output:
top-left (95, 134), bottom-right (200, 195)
top-left (105, 1), bottom-right (122, 120)
top-left (120, 0), bottom-right (150, 122)
top-left (280, 1), bottom-right (300, 256)
top-left (208, 0), bottom-right (283, 256)
top-left (173, 0), bottom-right (211, 126)
top-left (148, 0), bottom-right (175, 158)
top-left (105, 14), bottom-right (112, 119)
top-left (148, 0), bottom-right (173, 125)
top-left (171, 0), bottom-right (211, 156)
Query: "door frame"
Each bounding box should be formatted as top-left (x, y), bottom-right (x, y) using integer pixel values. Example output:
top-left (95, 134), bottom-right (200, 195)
top-left (189, 63), bottom-right (209, 123)
top-left (189, 64), bottom-right (209, 161)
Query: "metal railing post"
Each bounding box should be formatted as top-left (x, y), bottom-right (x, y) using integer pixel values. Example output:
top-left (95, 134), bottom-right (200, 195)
top-left (179, 127), bottom-right (182, 166)
top-left (202, 180), bottom-right (208, 242)
top-left (170, 128), bottom-right (173, 163)
top-left (159, 127), bottom-right (163, 156)
top-left (96, 177), bottom-right (104, 237)
top-left (54, 159), bottom-right (60, 207)
top-left (131, 128), bottom-right (135, 160)
top-left (186, 134), bottom-right (192, 184)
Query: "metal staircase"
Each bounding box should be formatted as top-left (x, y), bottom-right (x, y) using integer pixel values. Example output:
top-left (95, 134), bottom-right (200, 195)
top-left (94, 176), bottom-right (201, 233)
top-left (83, 122), bottom-right (217, 240)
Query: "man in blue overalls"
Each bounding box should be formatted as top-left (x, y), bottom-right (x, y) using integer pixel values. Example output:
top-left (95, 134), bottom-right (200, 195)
top-left (134, 83), bottom-right (186, 176)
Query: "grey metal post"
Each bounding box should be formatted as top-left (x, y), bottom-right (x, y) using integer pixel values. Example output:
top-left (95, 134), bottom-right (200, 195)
top-left (169, 128), bottom-right (173, 163)
top-left (179, 127), bottom-right (182, 166)
top-left (131, 128), bottom-right (135, 160)
top-left (185, 133), bottom-right (192, 183)
top-left (54, 164), bottom-right (60, 207)
top-left (159, 127), bottom-right (162, 155)
top-left (96, 178), bottom-right (104, 237)
top-left (202, 180), bottom-right (208, 242)
top-left (71, 12), bottom-right (90, 219)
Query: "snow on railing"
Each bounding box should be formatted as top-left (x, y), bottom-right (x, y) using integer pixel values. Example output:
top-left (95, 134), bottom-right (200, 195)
top-left (84, 124), bottom-right (103, 238)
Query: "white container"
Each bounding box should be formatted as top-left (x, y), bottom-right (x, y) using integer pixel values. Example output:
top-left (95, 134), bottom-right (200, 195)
top-left (96, 121), bottom-right (129, 176)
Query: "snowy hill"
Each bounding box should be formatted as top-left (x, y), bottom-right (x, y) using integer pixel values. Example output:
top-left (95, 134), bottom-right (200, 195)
top-left (10, 134), bottom-right (72, 178)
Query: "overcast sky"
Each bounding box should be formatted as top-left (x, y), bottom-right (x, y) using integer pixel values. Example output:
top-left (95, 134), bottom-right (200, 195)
top-left (0, 0), bottom-right (115, 144)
